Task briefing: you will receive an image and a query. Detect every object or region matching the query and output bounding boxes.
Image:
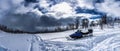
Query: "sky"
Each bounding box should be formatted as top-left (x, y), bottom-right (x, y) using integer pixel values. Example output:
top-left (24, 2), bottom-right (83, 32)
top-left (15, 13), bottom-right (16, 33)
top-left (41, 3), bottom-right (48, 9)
top-left (0, 0), bottom-right (120, 18)
top-left (95, 0), bottom-right (120, 17)
top-left (0, 0), bottom-right (120, 32)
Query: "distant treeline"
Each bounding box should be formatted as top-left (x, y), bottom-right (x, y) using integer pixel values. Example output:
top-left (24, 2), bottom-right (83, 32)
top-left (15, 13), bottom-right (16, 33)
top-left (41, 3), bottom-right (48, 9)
top-left (0, 24), bottom-right (77, 34)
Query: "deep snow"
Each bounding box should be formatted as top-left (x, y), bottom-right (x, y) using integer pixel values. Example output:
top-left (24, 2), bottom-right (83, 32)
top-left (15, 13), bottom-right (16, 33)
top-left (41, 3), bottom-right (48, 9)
top-left (0, 26), bottom-right (120, 51)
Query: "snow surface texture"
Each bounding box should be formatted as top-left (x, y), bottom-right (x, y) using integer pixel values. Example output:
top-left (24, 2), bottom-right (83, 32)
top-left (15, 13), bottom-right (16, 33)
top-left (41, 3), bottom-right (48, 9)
top-left (0, 26), bottom-right (120, 51)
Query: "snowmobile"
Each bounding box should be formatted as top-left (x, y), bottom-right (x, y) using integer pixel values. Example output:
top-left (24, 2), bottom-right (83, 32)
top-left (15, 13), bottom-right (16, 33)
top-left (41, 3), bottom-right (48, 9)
top-left (66, 29), bottom-right (93, 40)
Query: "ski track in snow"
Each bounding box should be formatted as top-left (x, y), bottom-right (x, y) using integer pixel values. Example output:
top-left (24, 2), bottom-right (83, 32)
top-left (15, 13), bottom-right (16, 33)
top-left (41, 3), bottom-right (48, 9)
top-left (37, 26), bottom-right (120, 51)
top-left (0, 26), bottom-right (120, 51)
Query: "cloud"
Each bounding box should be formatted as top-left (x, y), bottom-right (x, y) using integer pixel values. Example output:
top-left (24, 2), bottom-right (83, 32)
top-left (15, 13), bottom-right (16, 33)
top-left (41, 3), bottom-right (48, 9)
top-left (95, 0), bottom-right (120, 17)
top-left (76, 0), bottom-right (95, 9)
top-left (0, 0), bottom-right (24, 13)
top-left (39, 0), bottom-right (49, 8)
top-left (31, 8), bottom-right (43, 16)
top-left (49, 2), bottom-right (75, 19)
top-left (0, 0), bottom-right (23, 20)
top-left (0, 0), bottom-right (42, 32)
top-left (75, 13), bottom-right (99, 18)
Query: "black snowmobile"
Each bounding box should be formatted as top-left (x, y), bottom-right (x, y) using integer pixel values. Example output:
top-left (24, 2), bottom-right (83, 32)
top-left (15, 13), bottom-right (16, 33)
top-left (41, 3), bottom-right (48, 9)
top-left (66, 29), bottom-right (93, 40)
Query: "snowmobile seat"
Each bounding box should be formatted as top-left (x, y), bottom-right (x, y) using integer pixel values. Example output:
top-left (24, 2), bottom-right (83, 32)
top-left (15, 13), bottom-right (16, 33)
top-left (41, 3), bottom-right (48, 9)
top-left (82, 29), bottom-right (93, 35)
top-left (82, 29), bottom-right (93, 37)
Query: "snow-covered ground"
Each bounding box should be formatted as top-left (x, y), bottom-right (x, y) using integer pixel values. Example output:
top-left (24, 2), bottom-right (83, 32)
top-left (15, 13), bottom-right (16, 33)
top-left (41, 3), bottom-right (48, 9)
top-left (38, 26), bottom-right (120, 42)
top-left (0, 26), bottom-right (120, 51)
